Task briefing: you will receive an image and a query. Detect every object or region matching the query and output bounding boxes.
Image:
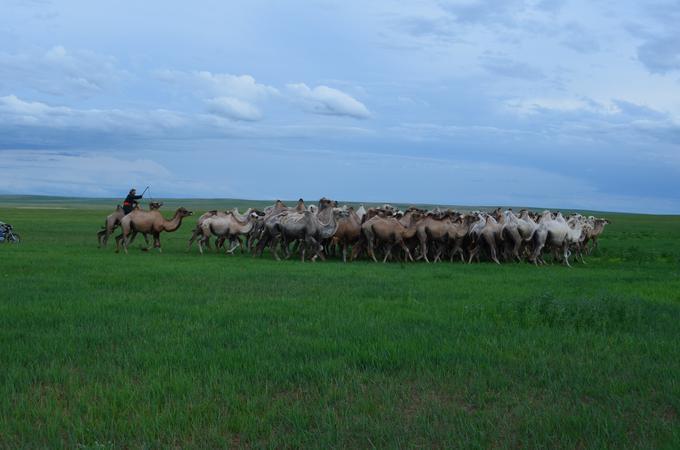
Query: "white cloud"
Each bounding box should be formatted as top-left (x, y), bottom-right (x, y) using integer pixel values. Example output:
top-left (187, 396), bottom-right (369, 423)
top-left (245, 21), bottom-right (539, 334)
top-left (0, 46), bottom-right (123, 96)
top-left (205, 97), bottom-right (262, 121)
top-left (0, 94), bottom-right (189, 133)
top-left (286, 83), bottom-right (371, 119)
top-left (157, 69), bottom-right (278, 101)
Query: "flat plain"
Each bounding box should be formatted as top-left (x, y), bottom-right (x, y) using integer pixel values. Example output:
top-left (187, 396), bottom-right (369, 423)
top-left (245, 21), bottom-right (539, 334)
top-left (1, 196), bottom-right (679, 448)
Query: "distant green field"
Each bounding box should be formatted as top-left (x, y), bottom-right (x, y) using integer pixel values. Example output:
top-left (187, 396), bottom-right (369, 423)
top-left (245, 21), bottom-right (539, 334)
top-left (1, 197), bottom-right (679, 448)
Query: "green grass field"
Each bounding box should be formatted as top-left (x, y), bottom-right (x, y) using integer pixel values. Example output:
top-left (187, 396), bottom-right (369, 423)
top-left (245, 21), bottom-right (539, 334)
top-left (1, 197), bottom-right (679, 448)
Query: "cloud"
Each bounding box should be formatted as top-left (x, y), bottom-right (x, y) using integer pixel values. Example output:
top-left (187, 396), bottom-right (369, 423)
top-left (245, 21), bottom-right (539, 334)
top-left (637, 35), bottom-right (680, 74)
top-left (205, 97), bottom-right (262, 121)
top-left (0, 94), bottom-right (372, 148)
top-left (0, 46), bottom-right (123, 96)
top-left (0, 94), bottom-right (188, 134)
top-left (157, 70), bottom-right (278, 101)
top-left (286, 83), bottom-right (370, 119)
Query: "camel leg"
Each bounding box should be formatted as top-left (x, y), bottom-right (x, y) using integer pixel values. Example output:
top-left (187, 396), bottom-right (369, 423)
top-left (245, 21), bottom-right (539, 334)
top-left (367, 236), bottom-right (378, 263)
top-left (115, 233), bottom-right (124, 253)
top-left (154, 233), bottom-right (162, 253)
top-left (468, 244), bottom-right (478, 264)
top-left (123, 230), bottom-right (139, 254)
top-left (489, 241), bottom-right (501, 265)
top-left (187, 228), bottom-right (198, 251)
top-left (421, 240), bottom-right (430, 263)
top-left (315, 242), bottom-right (326, 262)
top-left (382, 243), bottom-right (394, 263)
top-left (401, 241), bottom-right (414, 262)
top-left (563, 245), bottom-right (571, 267)
top-left (227, 237), bottom-right (240, 254)
top-left (270, 236), bottom-right (281, 261)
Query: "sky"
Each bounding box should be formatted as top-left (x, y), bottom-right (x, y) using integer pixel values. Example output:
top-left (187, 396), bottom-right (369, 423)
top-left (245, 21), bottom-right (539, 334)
top-left (1, 0), bottom-right (679, 213)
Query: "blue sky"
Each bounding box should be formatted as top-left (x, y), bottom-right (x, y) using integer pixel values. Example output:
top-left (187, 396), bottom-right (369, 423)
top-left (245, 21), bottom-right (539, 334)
top-left (1, 0), bottom-right (679, 213)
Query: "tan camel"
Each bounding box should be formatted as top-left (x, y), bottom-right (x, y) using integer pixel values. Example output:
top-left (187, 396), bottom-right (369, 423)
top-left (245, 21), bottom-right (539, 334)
top-left (198, 211), bottom-right (260, 254)
top-left (415, 212), bottom-right (459, 263)
top-left (331, 206), bottom-right (363, 263)
top-left (98, 202), bottom-right (162, 247)
top-left (115, 207), bottom-right (193, 254)
top-left (361, 210), bottom-right (423, 263)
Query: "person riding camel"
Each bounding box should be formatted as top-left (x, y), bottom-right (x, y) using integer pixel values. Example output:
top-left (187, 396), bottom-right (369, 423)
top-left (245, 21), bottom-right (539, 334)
top-left (122, 188), bottom-right (144, 215)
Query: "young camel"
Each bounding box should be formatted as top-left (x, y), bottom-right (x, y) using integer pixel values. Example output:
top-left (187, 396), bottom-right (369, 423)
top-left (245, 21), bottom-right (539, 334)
top-left (115, 207), bottom-right (193, 254)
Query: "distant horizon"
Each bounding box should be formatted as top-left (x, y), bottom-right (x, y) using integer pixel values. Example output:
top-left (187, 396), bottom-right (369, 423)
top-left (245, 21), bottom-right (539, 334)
top-left (0, 193), bottom-right (674, 216)
top-left (2, 1), bottom-right (679, 214)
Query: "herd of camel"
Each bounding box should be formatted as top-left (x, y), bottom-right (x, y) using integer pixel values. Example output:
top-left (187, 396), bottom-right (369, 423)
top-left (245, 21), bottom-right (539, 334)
top-left (97, 197), bottom-right (610, 266)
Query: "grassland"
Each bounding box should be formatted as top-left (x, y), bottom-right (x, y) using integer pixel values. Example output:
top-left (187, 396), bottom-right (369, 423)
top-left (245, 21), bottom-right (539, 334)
top-left (1, 197), bottom-right (679, 448)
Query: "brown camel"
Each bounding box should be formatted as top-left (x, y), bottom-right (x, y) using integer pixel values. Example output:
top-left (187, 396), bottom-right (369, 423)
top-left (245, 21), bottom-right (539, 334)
top-left (332, 206), bottom-right (363, 263)
top-left (98, 202), bottom-right (162, 247)
top-left (361, 210), bottom-right (423, 263)
top-left (415, 212), bottom-right (458, 263)
top-left (115, 207), bottom-right (193, 254)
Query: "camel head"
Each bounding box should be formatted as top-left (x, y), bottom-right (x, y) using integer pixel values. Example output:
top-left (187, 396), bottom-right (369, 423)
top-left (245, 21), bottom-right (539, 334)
top-left (176, 207), bottom-right (193, 218)
top-left (318, 197), bottom-right (333, 210)
top-left (333, 207), bottom-right (350, 219)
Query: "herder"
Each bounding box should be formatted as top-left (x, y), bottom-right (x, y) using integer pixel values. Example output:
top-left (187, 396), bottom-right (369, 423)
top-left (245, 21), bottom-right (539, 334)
top-left (122, 188), bottom-right (143, 215)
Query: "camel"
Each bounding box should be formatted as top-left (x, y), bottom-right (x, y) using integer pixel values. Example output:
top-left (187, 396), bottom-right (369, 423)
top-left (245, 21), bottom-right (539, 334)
top-left (331, 206), bottom-right (363, 262)
top-left (441, 214), bottom-right (476, 263)
top-left (98, 202), bottom-right (162, 247)
top-left (198, 210), bottom-right (260, 254)
top-left (501, 209), bottom-right (539, 262)
top-left (468, 213), bottom-right (504, 264)
top-left (355, 205), bottom-right (367, 222)
top-left (530, 211), bottom-right (584, 267)
top-left (415, 211), bottom-right (460, 263)
top-left (188, 210), bottom-right (228, 251)
top-left (582, 217), bottom-right (610, 254)
top-left (267, 208), bottom-right (342, 261)
top-left (295, 198), bottom-right (306, 212)
top-left (361, 210), bottom-right (423, 263)
top-left (115, 207), bottom-right (193, 254)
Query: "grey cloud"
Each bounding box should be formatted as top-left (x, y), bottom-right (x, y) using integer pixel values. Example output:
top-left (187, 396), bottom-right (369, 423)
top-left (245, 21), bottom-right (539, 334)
top-left (637, 35), bottom-right (680, 73)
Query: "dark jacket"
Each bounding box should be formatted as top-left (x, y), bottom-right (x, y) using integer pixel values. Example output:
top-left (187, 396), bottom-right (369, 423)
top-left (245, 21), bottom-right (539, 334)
top-left (123, 193), bottom-right (143, 214)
